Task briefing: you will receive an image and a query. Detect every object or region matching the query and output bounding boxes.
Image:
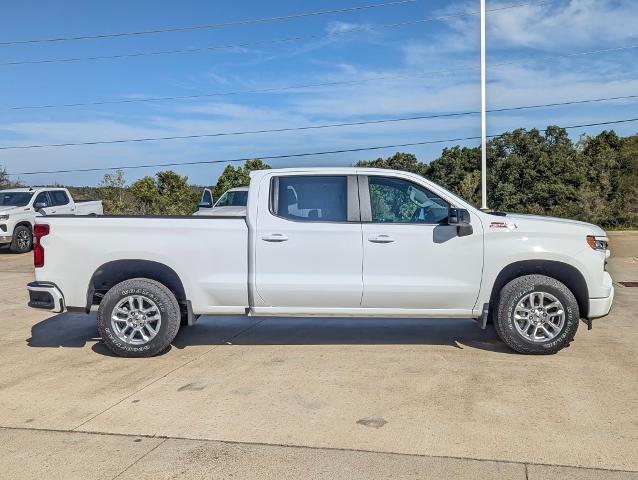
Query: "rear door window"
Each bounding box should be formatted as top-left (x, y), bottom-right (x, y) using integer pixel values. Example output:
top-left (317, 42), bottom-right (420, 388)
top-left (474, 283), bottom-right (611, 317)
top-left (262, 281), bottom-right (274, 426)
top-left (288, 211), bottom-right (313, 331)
top-left (50, 190), bottom-right (70, 206)
top-left (272, 176), bottom-right (348, 222)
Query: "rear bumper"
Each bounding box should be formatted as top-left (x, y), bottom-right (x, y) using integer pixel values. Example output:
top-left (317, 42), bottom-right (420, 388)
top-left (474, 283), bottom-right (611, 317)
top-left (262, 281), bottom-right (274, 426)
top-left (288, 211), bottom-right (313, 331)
top-left (27, 282), bottom-right (65, 313)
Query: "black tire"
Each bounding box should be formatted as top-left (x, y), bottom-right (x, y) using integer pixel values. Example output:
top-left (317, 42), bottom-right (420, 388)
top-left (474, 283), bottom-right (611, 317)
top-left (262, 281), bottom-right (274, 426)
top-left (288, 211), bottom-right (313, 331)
top-left (97, 278), bottom-right (181, 357)
top-left (494, 274), bottom-right (579, 354)
top-left (10, 225), bottom-right (33, 253)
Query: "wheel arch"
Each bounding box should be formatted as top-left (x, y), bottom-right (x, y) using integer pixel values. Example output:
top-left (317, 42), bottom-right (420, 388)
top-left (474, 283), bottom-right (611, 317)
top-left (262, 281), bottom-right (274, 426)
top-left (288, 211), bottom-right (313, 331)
top-left (489, 260), bottom-right (589, 318)
top-left (87, 259), bottom-right (187, 312)
top-left (13, 221), bottom-right (33, 232)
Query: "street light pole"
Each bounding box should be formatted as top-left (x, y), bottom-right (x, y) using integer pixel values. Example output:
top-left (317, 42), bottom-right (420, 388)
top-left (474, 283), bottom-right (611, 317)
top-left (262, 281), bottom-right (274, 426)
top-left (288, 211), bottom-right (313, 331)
top-left (480, 0), bottom-right (488, 210)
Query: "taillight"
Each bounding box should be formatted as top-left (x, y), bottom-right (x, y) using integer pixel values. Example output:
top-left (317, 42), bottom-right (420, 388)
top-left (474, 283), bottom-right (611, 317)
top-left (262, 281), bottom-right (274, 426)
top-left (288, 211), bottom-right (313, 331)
top-left (33, 224), bottom-right (50, 268)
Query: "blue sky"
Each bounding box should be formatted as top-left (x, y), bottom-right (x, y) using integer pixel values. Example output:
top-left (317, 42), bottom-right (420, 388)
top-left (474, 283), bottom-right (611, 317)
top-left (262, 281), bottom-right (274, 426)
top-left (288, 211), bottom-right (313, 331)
top-left (1, 0), bottom-right (637, 186)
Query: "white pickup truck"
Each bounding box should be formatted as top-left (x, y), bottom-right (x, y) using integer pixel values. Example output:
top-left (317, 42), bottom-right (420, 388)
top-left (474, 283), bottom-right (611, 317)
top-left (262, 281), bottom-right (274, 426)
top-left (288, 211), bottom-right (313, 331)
top-left (194, 186), bottom-right (248, 216)
top-left (26, 168), bottom-right (613, 357)
top-left (0, 187), bottom-right (103, 253)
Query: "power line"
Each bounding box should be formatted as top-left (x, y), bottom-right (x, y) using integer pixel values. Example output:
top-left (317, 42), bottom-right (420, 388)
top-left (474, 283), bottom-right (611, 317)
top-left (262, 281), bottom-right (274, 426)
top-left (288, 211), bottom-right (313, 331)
top-left (0, 1), bottom-right (549, 66)
top-left (2, 94), bottom-right (637, 151)
top-left (8, 117), bottom-right (638, 176)
top-left (4, 42), bottom-right (637, 110)
top-left (0, 0), bottom-right (417, 46)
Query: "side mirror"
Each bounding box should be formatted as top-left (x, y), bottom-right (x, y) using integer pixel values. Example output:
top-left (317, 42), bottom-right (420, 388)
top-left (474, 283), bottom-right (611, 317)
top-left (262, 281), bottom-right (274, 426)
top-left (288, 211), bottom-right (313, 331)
top-left (448, 208), bottom-right (473, 237)
top-left (198, 201), bottom-right (213, 209)
top-left (34, 202), bottom-right (48, 211)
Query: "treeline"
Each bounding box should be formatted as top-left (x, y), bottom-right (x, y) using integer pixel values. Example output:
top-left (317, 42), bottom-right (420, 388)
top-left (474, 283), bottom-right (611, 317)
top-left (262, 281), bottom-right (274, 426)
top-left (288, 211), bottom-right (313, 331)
top-left (96, 159), bottom-right (271, 215)
top-left (357, 127), bottom-right (638, 229)
top-left (1, 126), bottom-right (636, 228)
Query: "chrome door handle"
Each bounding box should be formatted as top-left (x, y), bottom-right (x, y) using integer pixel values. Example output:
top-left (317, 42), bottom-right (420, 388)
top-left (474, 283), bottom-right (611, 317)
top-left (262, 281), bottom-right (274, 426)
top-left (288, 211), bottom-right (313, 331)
top-left (368, 234), bottom-right (395, 243)
top-left (262, 233), bottom-right (288, 242)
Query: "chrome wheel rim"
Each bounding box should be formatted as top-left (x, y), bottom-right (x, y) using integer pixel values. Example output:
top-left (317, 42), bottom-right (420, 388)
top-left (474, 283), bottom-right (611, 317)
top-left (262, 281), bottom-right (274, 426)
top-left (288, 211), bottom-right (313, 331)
top-left (513, 291), bottom-right (565, 342)
top-left (110, 295), bottom-right (161, 345)
top-left (16, 230), bottom-right (30, 250)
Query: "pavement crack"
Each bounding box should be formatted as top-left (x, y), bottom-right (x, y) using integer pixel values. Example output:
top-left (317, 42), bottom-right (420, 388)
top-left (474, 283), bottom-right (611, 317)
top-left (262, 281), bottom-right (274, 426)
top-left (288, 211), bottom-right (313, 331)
top-left (2, 425), bottom-right (637, 475)
top-left (111, 437), bottom-right (168, 479)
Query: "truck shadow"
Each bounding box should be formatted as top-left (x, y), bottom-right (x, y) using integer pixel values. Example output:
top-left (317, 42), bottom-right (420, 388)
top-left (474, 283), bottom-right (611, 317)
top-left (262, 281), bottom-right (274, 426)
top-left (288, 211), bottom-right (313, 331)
top-left (27, 314), bottom-right (513, 355)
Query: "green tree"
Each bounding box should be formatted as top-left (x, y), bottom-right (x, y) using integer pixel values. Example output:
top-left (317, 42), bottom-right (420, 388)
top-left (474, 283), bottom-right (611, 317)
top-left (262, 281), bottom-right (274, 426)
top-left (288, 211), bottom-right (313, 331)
top-left (427, 146), bottom-right (481, 206)
top-left (98, 169), bottom-right (132, 214)
top-left (578, 131), bottom-right (638, 228)
top-left (0, 166), bottom-right (9, 189)
top-left (212, 159), bottom-right (270, 199)
top-left (487, 126), bottom-right (585, 217)
top-left (130, 170), bottom-right (200, 215)
top-left (356, 152), bottom-right (427, 176)
top-left (0, 166), bottom-right (21, 189)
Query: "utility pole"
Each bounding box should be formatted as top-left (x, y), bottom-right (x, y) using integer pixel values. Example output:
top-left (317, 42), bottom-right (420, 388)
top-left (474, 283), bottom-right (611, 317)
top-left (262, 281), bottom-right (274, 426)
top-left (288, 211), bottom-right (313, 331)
top-left (480, 0), bottom-right (488, 210)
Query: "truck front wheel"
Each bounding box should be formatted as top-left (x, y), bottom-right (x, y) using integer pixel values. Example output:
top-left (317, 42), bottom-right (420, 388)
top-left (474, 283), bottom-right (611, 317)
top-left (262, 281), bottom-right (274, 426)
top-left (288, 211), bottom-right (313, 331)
top-left (10, 226), bottom-right (32, 253)
top-left (494, 274), bottom-right (579, 354)
top-left (97, 278), bottom-right (181, 357)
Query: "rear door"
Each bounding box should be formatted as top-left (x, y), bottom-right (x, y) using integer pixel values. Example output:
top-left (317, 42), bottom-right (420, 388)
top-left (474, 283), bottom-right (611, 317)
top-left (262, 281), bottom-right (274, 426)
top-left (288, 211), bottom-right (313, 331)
top-left (360, 174), bottom-right (483, 313)
top-left (254, 174), bottom-right (363, 308)
top-left (48, 190), bottom-right (74, 214)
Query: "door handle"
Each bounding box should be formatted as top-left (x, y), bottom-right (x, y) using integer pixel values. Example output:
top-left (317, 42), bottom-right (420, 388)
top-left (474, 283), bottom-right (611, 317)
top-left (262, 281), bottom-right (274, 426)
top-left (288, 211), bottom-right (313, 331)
top-left (368, 234), bottom-right (395, 244)
top-left (262, 233), bottom-right (288, 242)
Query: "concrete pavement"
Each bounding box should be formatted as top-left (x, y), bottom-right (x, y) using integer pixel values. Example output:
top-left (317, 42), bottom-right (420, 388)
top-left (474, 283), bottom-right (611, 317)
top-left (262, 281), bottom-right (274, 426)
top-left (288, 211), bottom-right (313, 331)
top-left (0, 236), bottom-right (636, 479)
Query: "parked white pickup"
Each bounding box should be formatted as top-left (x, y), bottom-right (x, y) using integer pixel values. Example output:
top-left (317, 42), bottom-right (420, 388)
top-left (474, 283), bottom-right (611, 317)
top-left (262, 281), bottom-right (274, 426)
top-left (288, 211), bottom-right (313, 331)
top-left (194, 186), bottom-right (248, 217)
top-left (0, 187), bottom-right (102, 253)
top-left (27, 168), bottom-right (613, 357)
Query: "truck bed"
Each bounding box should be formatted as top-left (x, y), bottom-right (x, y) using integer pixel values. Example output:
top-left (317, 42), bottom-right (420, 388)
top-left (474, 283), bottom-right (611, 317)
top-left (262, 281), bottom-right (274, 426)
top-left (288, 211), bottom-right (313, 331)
top-left (34, 215), bottom-right (249, 314)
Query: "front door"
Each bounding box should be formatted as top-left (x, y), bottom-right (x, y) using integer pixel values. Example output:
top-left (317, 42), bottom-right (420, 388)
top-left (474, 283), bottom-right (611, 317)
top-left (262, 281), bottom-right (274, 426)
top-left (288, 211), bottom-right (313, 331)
top-left (33, 191), bottom-right (56, 215)
top-left (360, 175), bottom-right (483, 313)
top-left (254, 174), bottom-right (363, 308)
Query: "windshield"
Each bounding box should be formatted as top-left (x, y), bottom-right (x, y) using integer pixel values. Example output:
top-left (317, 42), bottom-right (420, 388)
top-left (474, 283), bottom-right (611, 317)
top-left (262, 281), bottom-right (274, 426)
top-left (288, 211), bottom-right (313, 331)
top-left (0, 192), bottom-right (33, 207)
top-left (215, 190), bottom-right (248, 207)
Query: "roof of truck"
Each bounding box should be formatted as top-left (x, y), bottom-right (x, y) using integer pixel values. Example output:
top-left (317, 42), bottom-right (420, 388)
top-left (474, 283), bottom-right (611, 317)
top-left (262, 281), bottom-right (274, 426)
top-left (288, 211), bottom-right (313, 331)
top-left (0, 187), bottom-right (66, 193)
top-left (249, 167), bottom-right (413, 175)
top-left (0, 187), bottom-right (35, 193)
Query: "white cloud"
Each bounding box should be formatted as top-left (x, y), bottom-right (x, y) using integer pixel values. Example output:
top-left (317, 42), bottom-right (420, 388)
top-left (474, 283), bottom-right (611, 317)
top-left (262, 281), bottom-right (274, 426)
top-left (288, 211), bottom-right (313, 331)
top-left (325, 21), bottom-right (372, 35)
top-left (481, 0), bottom-right (637, 50)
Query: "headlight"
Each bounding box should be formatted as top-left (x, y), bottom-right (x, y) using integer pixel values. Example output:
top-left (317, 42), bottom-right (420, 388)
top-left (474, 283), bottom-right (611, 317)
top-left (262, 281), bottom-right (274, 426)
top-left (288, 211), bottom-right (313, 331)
top-left (0, 214), bottom-right (9, 221)
top-left (586, 235), bottom-right (608, 251)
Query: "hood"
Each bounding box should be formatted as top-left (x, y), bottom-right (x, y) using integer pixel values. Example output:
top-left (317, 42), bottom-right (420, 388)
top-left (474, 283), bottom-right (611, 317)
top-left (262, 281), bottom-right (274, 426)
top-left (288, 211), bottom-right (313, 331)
top-left (494, 213), bottom-right (607, 236)
top-left (0, 205), bottom-right (19, 214)
top-left (193, 205), bottom-right (247, 217)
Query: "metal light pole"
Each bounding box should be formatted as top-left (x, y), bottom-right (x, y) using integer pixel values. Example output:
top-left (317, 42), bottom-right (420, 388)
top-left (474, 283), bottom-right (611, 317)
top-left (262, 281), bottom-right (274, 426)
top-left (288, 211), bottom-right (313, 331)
top-left (480, 0), bottom-right (488, 210)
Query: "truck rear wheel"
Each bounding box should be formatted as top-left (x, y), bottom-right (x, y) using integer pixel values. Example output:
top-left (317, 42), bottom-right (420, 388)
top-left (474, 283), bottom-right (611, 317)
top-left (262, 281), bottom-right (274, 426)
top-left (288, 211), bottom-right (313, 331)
top-left (494, 274), bottom-right (579, 354)
top-left (10, 226), bottom-right (32, 253)
top-left (97, 278), bottom-right (181, 357)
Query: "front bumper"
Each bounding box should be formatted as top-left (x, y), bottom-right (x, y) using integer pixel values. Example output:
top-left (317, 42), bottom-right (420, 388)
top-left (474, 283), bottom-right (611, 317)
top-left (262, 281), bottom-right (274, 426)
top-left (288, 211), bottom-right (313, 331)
top-left (0, 235), bottom-right (12, 245)
top-left (587, 271), bottom-right (614, 319)
top-left (588, 286), bottom-right (614, 319)
top-left (27, 282), bottom-right (66, 313)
